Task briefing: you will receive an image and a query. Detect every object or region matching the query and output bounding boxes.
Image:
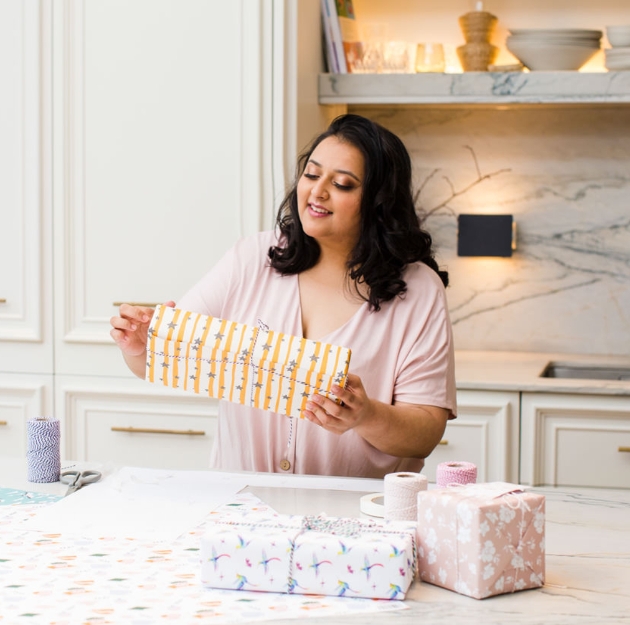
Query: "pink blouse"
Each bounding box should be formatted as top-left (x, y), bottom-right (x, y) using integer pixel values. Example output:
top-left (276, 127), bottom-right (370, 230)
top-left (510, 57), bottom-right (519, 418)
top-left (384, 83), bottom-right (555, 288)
top-left (177, 230), bottom-right (456, 478)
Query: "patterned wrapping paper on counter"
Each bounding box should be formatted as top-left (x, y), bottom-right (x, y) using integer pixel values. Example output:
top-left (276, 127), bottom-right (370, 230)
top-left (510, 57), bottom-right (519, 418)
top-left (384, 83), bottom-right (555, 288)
top-left (145, 305), bottom-right (351, 419)
top-left (416, 482), bottom-right (545, 600)
top-left (200, 513), bottom-right (418, 600)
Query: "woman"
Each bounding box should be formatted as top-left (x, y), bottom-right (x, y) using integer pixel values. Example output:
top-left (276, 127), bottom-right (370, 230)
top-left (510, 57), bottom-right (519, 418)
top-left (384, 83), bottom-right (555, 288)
top-left (110, 114), bottom-right (456, 478)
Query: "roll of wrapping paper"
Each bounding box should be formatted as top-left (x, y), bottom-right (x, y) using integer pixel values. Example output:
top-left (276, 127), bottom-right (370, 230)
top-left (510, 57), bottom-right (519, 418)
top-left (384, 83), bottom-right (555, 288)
top-left (383, 471), bottom-right (428, 521)
top-left (26, 417), bottom-right (61, 483)
top-left (435, 461), bottom-right (477, 488)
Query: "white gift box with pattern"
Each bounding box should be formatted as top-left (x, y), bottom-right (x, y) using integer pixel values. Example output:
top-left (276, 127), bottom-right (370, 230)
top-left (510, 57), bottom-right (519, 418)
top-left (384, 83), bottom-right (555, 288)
top-left (200, 513), bottom-right (417, 600)
top-left (416, 482), bottom-right (545, 599)
top-left (145, 305), bottom-right (351, 418)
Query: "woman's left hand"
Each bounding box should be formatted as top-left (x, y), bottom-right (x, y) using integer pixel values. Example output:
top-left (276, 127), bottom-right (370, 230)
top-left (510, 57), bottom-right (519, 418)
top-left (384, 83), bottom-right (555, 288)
top-left (303, 373), bottom-right (374, 434)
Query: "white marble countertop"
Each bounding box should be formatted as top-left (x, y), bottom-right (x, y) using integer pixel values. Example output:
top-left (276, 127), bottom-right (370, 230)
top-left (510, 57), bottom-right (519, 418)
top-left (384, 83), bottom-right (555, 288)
top-left (455, 349), bottom-right (630, 396)
top-left (1, 460), bottom-right (629, 625)
top-left (256, 484), bottom-right (630, 625)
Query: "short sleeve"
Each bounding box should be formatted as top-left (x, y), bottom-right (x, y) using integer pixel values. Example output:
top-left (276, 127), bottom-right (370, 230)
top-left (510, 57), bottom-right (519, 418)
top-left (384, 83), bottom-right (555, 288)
top-left (176, 244), bottom-right (237, 318)
top-left (392, 272), bottom-right (457, 418)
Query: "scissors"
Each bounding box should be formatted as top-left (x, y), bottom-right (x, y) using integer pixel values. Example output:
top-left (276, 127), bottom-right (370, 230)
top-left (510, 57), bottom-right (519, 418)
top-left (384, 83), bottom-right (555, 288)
top-left (60, 470), bottom-right (102, 496)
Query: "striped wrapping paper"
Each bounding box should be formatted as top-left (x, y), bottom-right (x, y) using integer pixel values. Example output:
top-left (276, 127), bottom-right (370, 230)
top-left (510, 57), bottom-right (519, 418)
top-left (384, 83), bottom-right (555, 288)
top-left (146, 305), bottom-right (351, 419)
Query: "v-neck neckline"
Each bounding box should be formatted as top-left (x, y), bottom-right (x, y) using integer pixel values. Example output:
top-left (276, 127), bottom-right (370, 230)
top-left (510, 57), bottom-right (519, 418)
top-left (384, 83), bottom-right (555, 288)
top-left (293, 273), bottom-right (368, 342)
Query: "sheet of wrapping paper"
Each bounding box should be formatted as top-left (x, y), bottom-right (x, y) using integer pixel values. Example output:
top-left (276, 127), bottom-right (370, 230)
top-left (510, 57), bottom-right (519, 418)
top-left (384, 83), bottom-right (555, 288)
top-left (146, 305), bottom-right (351, 419)
top-left (1, 492), bottom-right (410, 623)
top-left (200, 513), bottom-right (417, 600)
top-left (416, 482), bottom-right (545, 600)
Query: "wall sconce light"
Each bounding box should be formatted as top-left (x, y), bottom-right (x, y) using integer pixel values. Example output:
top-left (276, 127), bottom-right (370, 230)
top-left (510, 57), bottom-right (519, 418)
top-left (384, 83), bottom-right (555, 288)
top-left (457, 214), bottom-right (516, 257)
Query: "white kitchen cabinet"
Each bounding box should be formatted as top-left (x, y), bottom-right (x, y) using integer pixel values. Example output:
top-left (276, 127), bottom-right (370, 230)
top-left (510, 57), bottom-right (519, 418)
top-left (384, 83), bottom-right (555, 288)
top-left (0, 374), bottom-right (54, 459)
top-left (521, 392), bottom-right (630, 488)
top-left (0, 0), bottom-right (53, 376)
top-left (56, 375), bottom-right (218, 470)
top-left (1, 1), bottom-right (279, 470)
top-left (422, 390), bottom-right (520, 483)
top-left (45, 0), bottom-right (296, 469)
top-left (52, 0), bottom-right (274, 379)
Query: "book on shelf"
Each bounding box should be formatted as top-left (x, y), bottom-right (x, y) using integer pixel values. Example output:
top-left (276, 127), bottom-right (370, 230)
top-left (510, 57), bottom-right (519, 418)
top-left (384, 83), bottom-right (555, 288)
top-left (335, 0), bottom-right (363, 73)
top-left (320, 0), bottom-right (342, 73)
top-left (321, 0), bottom-right (345, 73)
top-left (322, 0), bottom-right (363, 74)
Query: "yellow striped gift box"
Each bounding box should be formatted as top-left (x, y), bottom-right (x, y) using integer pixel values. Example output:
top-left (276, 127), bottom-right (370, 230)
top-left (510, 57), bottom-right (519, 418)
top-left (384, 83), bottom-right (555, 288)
top-left (145, 305), bottom-right (351, 419)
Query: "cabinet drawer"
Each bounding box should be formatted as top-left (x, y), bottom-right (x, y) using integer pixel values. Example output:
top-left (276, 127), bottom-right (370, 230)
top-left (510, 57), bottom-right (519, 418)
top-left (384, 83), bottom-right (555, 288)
top-left (422, 390), bottom-right (520, 483)
top-left (0, 375), bottom-right (54, 458)
top-left (521, 393), bottom-right (630, 488)
top-left (553, 425), bottom-right (630, 488)
top-left (422, 423), bottom-right (487, 482)
top-left (85, 410), bottom-right (216, 470)
top-left (0, 410), bottom-right (27, 459)
top-left (57, 376), bottom-right (218, 470)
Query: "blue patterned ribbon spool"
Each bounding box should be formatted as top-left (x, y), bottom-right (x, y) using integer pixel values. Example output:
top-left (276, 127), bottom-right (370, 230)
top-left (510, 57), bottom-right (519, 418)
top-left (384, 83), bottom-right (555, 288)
top-left (26, 417), bottom-right (61, 483)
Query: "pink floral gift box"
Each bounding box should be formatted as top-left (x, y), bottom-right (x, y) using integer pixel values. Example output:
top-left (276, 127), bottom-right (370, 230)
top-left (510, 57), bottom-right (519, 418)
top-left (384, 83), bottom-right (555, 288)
top-left (416, 482), bottom-right (545, 599)
top-left (200, 513), bottom-right (417, 600)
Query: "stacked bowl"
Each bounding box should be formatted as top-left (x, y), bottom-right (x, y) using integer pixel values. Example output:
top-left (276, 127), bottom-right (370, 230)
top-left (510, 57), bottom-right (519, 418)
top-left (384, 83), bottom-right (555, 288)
top-left (506, 28), bottom-right (602, 71)
top-left (605, 26), bottom-right (630, 70)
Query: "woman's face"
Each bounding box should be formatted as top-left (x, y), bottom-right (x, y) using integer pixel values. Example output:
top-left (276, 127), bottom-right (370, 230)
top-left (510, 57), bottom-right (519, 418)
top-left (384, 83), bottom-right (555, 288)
top-left (296, 136), bottom-right (364, 254)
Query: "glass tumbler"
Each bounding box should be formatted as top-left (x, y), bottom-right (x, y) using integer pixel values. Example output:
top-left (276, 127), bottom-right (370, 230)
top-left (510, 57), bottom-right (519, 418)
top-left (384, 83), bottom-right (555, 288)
top-left (415, 43), bottom-right (446, 73)
top-left (382, 41), bottom-right (414, 73)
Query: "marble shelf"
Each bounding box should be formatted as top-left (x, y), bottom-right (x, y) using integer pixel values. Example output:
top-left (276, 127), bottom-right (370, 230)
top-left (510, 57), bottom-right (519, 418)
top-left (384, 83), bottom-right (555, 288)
top-left (318, 71), bottom-right (630, 106)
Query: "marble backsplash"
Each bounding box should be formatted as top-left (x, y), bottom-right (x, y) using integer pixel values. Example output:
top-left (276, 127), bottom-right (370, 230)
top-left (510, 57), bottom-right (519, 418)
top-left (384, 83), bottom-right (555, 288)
top-left (356, 105), bottom-right (630, 356)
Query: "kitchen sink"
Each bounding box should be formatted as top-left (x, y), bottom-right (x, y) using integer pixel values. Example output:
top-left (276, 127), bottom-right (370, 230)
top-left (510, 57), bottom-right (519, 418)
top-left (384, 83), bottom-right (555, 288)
top-left (540, 362), bottom-right (630, 381)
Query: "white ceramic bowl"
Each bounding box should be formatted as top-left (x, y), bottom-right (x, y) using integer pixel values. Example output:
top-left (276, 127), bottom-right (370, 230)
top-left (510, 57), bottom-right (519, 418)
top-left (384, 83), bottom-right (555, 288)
top-left (506, 39), bottom-right (600, 71)
top-left (606, 25), bottom-right (630, 47)
top-left (605, 60), bottom-right (630, 70)
top-left (605, 48), bottom-right (630, 70)
top-left (508, 35), bottom-right (601, 48)
top-left (605, 47), bottom-right (630, 57)
top-left (509, 28), bottom-right (602, 40)
top-left (605, 49), bottom-right (630, 70)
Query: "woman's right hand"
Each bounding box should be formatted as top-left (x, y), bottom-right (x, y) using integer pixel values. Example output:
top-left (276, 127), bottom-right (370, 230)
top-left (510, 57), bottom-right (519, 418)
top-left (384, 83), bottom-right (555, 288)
top-left (109, 301), bottom-right (175, 357)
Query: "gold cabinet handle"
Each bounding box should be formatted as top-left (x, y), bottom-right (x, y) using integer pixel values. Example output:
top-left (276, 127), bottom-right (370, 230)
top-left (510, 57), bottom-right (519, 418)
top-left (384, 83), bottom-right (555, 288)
top-left (111, 426), bottom-right (205, 436)
top-left (438, 439), bottom-right (448, 445)
top-left (113, 302), bottom-right (161, 308)
top-left (619, 446), bottom-right (630, 453)
top-left (0, 299), bottom-right (6, 304)
top-left (0, 420), bottom-right (7, 426)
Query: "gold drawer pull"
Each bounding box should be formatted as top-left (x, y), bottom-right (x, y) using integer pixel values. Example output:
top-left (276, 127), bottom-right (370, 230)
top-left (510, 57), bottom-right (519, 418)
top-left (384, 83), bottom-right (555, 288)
top-left (111, 426), bottom-right (205, 436)
top-left (0, 298), bottom-right (6, 304)
top-left (619, 446), bottom-right (630, 453)
top-left (0, 420), bottom-right (7, 426)
top-left (438, 439), bottom-right (449, 445)
top-left (113, 301), bottom-right (161, 308)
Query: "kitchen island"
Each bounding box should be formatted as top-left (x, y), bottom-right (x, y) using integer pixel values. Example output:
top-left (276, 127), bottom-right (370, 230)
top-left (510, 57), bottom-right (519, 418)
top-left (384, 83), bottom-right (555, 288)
top-left (253, 484), bottom-right (630, 625)
top-left (0, 460), bottom-right (628, 625)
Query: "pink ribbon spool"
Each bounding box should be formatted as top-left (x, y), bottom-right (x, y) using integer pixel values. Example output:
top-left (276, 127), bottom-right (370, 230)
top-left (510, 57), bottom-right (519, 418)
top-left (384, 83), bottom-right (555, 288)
top-left (436, 461), bottom-right (477, 488)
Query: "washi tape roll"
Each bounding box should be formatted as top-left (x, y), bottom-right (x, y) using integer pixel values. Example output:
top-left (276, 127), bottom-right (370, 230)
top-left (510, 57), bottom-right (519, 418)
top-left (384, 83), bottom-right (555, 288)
top-left (26, 417), bottom-right (61, 483)
top-left (384, 472), bottom-right (428, 521)
top-left (435, 461), bottom-right (477, 488)
top-left (360, 492), bottom-right (385, 518)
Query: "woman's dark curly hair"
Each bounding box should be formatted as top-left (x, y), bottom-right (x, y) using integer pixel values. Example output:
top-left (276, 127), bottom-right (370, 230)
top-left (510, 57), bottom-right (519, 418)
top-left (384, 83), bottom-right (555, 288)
top-left (268, 113), bottom-right (448, 311)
